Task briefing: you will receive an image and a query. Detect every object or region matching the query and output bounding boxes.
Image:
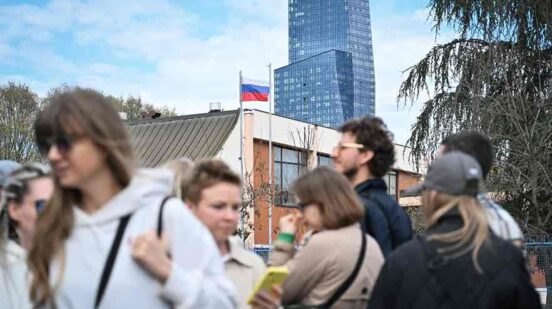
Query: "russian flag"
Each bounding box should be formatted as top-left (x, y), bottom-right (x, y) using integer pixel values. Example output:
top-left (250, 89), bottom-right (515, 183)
top-left (241, 77), bottom-right (270, 102)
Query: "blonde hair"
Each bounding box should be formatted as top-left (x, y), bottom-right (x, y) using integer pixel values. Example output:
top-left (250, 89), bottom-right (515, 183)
top-left (422, 190), bottom-right (489, 273)
top-left (29, 88), bottom-right (134, 305)
top-left (164, 157), bottom-right (195, 200)
top-left (292, 167), bottom-right (364, 229)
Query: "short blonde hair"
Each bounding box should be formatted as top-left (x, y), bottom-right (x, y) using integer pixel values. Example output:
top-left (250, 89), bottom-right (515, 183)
top-left (292, 167), bottom-right (364, 229)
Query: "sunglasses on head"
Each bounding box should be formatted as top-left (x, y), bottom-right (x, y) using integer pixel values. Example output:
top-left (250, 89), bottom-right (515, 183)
top-left (37, 135), bottom-right (81, 157)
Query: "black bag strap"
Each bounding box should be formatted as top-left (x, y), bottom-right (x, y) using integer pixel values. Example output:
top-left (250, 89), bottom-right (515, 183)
top-left (322, 225), bottom-right (367, 308)
top-left (156, 196), bottom-right (175, 309)
top-left (157, 196), bottom-right (172, 238)
top-left (94, 213), bottom-right (132, 309)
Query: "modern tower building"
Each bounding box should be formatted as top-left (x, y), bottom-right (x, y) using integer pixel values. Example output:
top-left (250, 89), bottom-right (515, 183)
top-left (274, 0), bottom-right (375, 128)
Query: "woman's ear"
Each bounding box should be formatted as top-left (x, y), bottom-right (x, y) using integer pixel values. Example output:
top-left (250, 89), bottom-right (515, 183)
top-left (7, 201), bottom-right (21, 224)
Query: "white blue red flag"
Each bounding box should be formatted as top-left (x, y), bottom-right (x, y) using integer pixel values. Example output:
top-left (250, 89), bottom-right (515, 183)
top-left (241, 77), bottom-right (269, 102)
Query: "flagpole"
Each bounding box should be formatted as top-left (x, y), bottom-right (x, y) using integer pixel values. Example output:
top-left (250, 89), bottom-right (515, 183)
top-left (268, 63), bottom-right (273, 246)
top-left (239, 71), bottom-right (244, 182)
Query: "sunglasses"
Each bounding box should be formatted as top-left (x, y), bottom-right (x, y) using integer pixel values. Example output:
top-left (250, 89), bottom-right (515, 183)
top-left (35, 199), bottom-right (48, 214)
top-left (296, 201), bottom-right (313, 211)
top-left (332, 142), bottom-right (365, 152)
top-left (37, 135), bottom-right (81, 157)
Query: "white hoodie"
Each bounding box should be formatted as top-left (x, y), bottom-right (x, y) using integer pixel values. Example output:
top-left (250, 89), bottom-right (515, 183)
top-left (43, 169), bottom-right (237, 309)
top-left (0, 239), bottom-right (31, 309)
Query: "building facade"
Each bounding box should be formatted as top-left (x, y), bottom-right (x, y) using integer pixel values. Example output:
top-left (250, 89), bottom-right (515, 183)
top-left (127, 109), bottom-right (422, 250)
top-left (275, 0), bottom-right (375, 128)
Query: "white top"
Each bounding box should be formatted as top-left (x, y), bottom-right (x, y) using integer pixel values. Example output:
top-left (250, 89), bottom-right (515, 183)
top-left (42, 169), bottom-right (237, 309)
top-left (0, 239), bottom-right (31, 309)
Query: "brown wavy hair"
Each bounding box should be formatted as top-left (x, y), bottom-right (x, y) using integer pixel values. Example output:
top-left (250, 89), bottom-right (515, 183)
top-left (423, 191), bottom-right (489, 273)
top-left (29, 88), bottom-right (134, 305)
top-left (292, 167), bottom-right (364, 229)
top-left (185, 160), bottom-right (241, 205)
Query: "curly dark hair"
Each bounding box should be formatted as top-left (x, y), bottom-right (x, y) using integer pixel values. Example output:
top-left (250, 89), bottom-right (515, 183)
top-left (339, 117), bottom-right (395, 178)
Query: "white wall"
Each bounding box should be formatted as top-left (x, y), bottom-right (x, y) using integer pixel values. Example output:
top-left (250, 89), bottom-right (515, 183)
top-left (218, 109), bottom-right (422, 175)
top-left (249, 109), bottom-right (339, 155)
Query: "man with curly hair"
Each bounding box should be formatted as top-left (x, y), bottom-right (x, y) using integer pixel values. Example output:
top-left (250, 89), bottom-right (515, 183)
top-left (332, 117), bottom-right (413, 256)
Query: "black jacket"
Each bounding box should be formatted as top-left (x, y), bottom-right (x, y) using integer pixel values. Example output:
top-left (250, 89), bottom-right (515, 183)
top-left (355, 178), bottom-right (413, 257)
top-left (368, 210), bottom-right (541, 309)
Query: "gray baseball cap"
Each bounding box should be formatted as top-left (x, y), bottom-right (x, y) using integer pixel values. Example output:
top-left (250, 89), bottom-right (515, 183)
top-left (406, 151), bottom-right (482, 196)
top-left (0, 160), bottom-right (21, 187)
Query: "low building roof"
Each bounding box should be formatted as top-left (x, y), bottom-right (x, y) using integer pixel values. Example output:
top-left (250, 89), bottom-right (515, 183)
top-left (128, 110), bottom-right (239, 167)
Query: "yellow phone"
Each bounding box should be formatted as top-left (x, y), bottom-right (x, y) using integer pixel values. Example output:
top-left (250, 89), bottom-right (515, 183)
top-left (247, 266), bottom-right (289, 304)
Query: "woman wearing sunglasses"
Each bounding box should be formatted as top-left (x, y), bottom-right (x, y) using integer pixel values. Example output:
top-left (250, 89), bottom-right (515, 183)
top-left (29, 88), bottom-right (236, 309)
top-left (1, 163), bottom-right (53, 309)
top-left (270, 167), bottom-right (384, 308)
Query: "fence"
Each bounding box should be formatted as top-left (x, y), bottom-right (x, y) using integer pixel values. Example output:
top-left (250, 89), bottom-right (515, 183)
top-left (526, 241), bottom-right (552, 308)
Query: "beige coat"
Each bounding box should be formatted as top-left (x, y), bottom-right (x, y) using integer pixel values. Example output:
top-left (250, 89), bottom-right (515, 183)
top-left (225, 238), bottom-right (267, 309)
top-left (270, 223), bottom-right (384, 309)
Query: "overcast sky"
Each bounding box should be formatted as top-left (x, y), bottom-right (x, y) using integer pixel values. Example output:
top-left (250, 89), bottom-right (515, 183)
top-left (0, 0), bottom-right (453, 144)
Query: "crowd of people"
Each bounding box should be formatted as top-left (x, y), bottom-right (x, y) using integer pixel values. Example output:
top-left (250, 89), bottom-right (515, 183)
top-left (0, 87), bottom-right (543, 308)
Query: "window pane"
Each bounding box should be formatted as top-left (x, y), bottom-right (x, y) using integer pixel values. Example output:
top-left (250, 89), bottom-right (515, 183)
top-left (282, 163), bottom-right (299, 205)
top-left (318, 155), bottom-right (332, 167)
top-left (274, 146), bottom-right (282, 162)
top-left (282, 164), bottom-right (298, 189)
top-left (275, 163), bottom-right (282, 205)
top-left (384, 171), bottom-right (397, 200)
top-left (282, 148), bottom-right (298, 163)
top-left (299, 151), bottom-right (308, 166)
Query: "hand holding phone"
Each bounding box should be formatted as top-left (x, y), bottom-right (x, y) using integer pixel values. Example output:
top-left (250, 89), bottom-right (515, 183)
top-left (247, 266), bottom-right (289, 304)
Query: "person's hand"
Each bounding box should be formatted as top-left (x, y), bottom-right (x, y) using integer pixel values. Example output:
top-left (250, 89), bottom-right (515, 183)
top-left (251, 285), bottom-right (282, 309)
top-left (279, 212), bottom-right (301, 234)
top-left (132, 230), bottom-right (172, 284)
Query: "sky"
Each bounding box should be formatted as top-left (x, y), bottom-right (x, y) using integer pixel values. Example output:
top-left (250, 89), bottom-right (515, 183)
top-left (0, 0), bottom-right (453, 144)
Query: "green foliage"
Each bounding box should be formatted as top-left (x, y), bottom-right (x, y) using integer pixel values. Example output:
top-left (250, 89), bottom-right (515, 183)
top-left (401, 0), bottom-right (552, 234)
top-left (0, 82), bottom-right (41, 162)
top-left (1, 83), bottom-right (178, 163)
top-left (108, 95), bottom-right (176, 121)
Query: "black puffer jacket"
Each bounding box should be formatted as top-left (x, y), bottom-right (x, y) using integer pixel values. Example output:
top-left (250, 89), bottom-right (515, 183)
top-left (355, 178), bottom-right (412, 257)
top-left (368, 210), bottom-right (541, 309)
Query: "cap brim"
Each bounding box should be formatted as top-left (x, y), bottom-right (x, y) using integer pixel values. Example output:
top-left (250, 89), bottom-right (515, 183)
top-left (402, 184), bottom-right (423, 197)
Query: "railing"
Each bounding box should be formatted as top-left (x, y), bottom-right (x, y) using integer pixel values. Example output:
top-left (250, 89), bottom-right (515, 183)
top-left (526, 241), bottom-right (552, 308)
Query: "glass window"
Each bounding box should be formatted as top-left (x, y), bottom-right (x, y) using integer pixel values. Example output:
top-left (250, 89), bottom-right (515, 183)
top-left (282, 148), bottom-right (298, 163)
top-left (274, 145), bottom-right (307, 206)
top-left (383, 170), bottom-right (398, 201)
top-left (317, 154), bottom-right (332, 167)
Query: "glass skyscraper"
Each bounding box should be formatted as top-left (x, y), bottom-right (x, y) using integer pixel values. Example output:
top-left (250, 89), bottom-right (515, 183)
top-left (275, 0), bottom-right (375, 128)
